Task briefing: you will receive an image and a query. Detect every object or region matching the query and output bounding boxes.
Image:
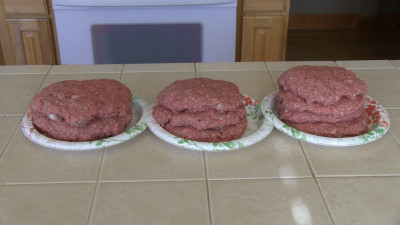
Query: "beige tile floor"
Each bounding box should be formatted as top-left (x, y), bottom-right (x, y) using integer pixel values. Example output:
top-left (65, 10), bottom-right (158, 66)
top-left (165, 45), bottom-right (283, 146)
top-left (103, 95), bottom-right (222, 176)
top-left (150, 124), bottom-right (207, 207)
top-left (0, 65), bottom-right (51, 74)
top-left (205, 130), bottom-right (312, 180)
top-left (318, 177), bottom-right (400, 224)
top-left (121, 70), bottom-right (195, 104)
top-left (99, 131), bottom-right (206, 181)
top-left (197, 69), bottom-right (275, 101)
top-left (0, 129), bottom-right (103, 184)
top-left (0, 61), bottom-right (399, 225)
top-left (351, 68), bottom-right (400, 109)
top-left (267, 61), bottom-right (338, 70)
top-left (209, 178), bottom-right (333, 225)
top-left (336, 60), bottom-right (396, 69)
top-left (0, 183), bottom-right (96, 224)
top-left (391, 60), bottom-right (400, 69)
top-left (90, 181), bottom-right (210, 225)
top-left (0, 116), bottom-right (21, 156)
top-left (0, 74), bottom-right (46, 115)
top-left (388, 109), bottom-right (400, 145)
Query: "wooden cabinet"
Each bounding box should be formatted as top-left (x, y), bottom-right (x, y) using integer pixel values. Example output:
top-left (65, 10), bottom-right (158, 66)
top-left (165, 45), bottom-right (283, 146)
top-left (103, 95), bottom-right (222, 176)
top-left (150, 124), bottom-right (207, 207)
top-left (237, 0), bottom-right (290, 61)
top-left (243, 0), bottom-right (284, 11)
top-left (0, 42), bottom-right (4, 64)
top-left (7, 19), bottom-right (55, 64)
top-left (0, 0), bottom-right (58, 65)
top-left (3, 0), bottom-right (48, 14)
top-left (241, 16), bottom-right (285, 61)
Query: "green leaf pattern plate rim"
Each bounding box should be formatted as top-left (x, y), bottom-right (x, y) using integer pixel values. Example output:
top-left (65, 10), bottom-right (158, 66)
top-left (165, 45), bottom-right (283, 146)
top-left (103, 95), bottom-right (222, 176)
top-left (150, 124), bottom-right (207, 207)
top-left (146, 94), bottom-right (273, 151)
top-left (261, 91), bottom-right (390, 147)
top-left (21, 93), bottom-right (148, 150)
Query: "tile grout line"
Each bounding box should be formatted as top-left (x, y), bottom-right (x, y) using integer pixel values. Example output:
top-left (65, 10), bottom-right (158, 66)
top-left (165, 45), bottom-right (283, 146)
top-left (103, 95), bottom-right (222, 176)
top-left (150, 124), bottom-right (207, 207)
top-left (0, 114), bottom-right (23, 117)
top-left (86, 148), bottom-right (106, 225)
top-left (264, 61), bottom-right (270, 71)
top-left (299, 142), bottom-right (336, 225)
top-left (298, 141), bottom-right (317, 179)
top-left (194, 63), bottom-right (198, 78)
top-left (2, 181), bottom-right (97, 186)
top-left (334, 61), bottom-right (340, 66)
top-left (203, 151), bottom-right (213, 225)
top-left (0, 118), bottom-right (21, 161)
top-left (0, 68), bottom-right (51, 161)
top-left (2, 176), bottom-right (320, 185)
top-left (385, 107), bottom-right (400, 110)
top-left (3, 174), bottom-right (400, 186)
top-left (207, 176), bottom-right (313, 181)
top-left (387, 130), bottom-right (400, 153)
top-left (312, 176), bottom-right (337, 225)
top-left (35, 66), bottom-right (52, 93)
top-left (97, 178), bottom-right (206, 183)
top-left (314, 174), bottom-right (400, 178)
top-left (265, 62), bottom-right (279, 90)
top-left (119, 65), bottom-right (125, 81)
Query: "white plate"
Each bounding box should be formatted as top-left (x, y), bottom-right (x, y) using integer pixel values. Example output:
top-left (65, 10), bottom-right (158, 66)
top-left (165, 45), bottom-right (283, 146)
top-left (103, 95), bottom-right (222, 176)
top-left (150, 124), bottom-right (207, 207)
top-left (261, 90), bottom-right (390, 147)
top-left (146, 94), bottom-right (273, 151)
top-left (21, 94), bottom-right (148, 150)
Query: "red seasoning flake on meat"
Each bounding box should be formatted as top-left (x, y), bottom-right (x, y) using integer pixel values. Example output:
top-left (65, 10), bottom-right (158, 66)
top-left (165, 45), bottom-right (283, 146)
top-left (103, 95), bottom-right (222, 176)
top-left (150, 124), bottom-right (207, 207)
top-left (29, 79), bottom-right (132, 142)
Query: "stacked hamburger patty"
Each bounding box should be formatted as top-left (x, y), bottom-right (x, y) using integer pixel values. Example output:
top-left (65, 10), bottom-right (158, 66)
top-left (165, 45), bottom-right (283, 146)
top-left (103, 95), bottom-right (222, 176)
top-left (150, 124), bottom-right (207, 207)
top-left (152, 78), bottom-right (247, 142)
top-left (29, 79), bottom-right (132, 142)
top-left (276, 65), bottom-right (369, 137)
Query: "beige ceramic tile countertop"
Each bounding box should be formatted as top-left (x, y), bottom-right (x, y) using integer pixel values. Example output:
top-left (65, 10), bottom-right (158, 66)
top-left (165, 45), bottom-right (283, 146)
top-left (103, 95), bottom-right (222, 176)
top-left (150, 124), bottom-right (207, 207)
top-left (0, 60), bottom-right (400, 225)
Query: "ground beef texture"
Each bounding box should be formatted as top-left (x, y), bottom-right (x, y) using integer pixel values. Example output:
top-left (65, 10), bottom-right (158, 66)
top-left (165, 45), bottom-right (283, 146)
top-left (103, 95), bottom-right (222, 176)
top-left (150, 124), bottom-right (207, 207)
top-left (276, 65), bottom-right (369, 137)
top-left (153, 78), bottom-right (247, 142)
top-left (29, 79), bottom-right (132, 142)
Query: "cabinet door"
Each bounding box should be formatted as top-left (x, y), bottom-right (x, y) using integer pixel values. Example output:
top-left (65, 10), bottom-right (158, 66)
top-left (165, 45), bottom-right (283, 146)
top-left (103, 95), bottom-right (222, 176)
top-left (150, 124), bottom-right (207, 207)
top-left (244, 0), bottom-right (284, 11)
top-left (0, 43), bottom-right (4, 65)
top-left (3, 0), bottom-right (47, 14)
top-left (241, 16), bottom-right (285, 61)
top-left (7, 19), bottom-right (55, 65)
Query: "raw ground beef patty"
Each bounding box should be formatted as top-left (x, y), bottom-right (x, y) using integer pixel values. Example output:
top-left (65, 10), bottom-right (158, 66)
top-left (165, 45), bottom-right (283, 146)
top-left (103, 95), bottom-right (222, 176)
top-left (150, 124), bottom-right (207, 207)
top-left (286, 114), bottom-right (368, 137)
top-left (152, 105), bottom-right (246, 130)
top-left (278, 104), bottom-right (366, 124)
top-left (153, 78), bottom-right (247, 142)
top-left (29, 79), bottom-right (132, 141)
top-left (276, 90), bottom-right (365, 118)
top-left (156, 77), bottom-right (244, 113)
top-left (276, 65), bottom-right (369, 137)
top-left (278, 65), bottom-right (368, 106)
top-left (163, 118), bottom-right (248, 142)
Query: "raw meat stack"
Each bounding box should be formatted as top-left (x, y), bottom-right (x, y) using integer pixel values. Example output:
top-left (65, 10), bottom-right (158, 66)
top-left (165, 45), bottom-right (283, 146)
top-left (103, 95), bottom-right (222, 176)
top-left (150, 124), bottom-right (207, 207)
top-left (152, 78), bottom-right (247, 142)
top-left (29, 79), bottom-right (132, 141)
top-left (276, 65), bottom-right (369, 137)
